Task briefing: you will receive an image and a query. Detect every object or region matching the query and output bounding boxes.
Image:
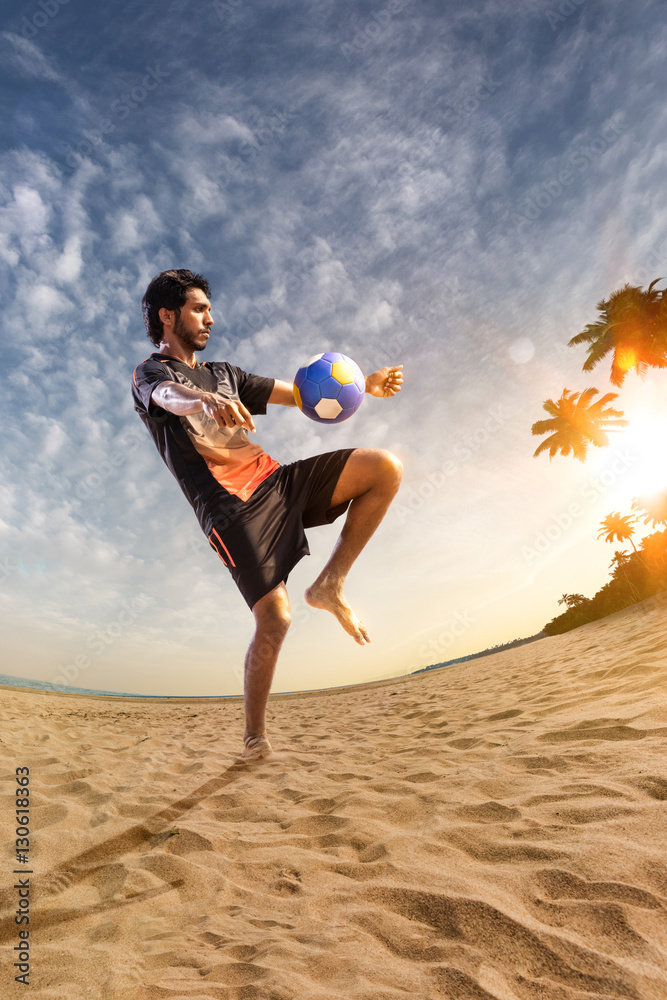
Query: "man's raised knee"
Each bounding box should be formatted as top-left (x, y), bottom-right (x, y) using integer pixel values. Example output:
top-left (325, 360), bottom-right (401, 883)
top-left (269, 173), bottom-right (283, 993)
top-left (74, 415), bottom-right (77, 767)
top-left (376, 449), bottom-right (403, 489)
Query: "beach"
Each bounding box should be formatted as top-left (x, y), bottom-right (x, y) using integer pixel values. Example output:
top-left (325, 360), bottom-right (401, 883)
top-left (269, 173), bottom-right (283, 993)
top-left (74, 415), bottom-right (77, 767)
top-left (1, 594), bottom-right (667, 999)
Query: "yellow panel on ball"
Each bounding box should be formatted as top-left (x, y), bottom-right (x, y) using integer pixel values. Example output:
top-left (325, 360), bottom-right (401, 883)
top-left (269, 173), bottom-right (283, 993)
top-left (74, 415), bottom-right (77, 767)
top-left (293, 383), bottom-right (302, 409)
top-left (331, 360), bottom-right (355, 384)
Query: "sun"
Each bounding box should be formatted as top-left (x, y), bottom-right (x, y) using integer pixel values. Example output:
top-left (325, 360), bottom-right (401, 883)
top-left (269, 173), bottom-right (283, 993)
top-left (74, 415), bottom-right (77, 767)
top-left (615, 345), bottom-right (638, 373)
top-left (614, 415), bottom-right (667, 497)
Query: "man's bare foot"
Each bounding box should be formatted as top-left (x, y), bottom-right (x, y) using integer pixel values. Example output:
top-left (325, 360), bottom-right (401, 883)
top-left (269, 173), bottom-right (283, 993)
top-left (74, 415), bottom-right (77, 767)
top-left (304, 579), bottom-right (371, 645)
top-left (242, 733), bottom-right (273, 760)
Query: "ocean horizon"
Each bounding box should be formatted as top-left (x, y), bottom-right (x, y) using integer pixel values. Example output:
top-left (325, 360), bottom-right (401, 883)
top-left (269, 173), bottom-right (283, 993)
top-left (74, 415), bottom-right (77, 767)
top-left (0, 674), bottom-right (234, 699)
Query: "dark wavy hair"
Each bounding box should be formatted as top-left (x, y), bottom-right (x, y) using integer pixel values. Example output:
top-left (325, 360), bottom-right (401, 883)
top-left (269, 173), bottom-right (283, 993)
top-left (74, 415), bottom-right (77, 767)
top-left (142, 269), bottom-right (211, 347)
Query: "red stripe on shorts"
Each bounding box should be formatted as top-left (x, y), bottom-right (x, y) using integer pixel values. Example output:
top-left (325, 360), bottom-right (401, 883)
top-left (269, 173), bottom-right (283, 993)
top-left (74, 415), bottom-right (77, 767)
top-left (208, 533), bottom-right (228, 566)
top-left (211, 527), bottom-right (236, 567)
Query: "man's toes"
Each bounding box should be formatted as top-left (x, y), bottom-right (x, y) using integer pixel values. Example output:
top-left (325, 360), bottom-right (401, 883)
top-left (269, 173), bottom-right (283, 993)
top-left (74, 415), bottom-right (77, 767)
top-left (351, 619), bottom-right (370, 645)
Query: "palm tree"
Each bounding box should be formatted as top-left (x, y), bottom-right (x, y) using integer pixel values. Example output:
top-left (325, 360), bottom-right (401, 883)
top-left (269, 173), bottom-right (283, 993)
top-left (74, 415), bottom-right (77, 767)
top-left (555, 593), bottom-right (592, 628)
top-left (597, 512), bottom-right (638, 550)
top-left (609, 548), bottom-right (641, 601)
top-left (532, 387), bottom-right (627, 461)
top-left (631, 491), bottom-right (667, 528)
top-left (639, 529), bottom-right (667, 581)
top-left (599, 514), bottom-right (651, 598)
top-left (568, 279), bottom-right (667, 387)
top-left (557, 593), bottom-right (588, 608)
top-left (609, 549), bottom-right (632, 572)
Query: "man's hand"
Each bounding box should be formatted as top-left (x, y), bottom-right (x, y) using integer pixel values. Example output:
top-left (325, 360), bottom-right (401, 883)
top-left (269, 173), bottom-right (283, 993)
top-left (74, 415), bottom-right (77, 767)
top-left (151, 382), bottom-right (256, 432)
top-left (365, 365), bottom-right (403, 398)
top-left (201, 393), bottom-right (256, 433)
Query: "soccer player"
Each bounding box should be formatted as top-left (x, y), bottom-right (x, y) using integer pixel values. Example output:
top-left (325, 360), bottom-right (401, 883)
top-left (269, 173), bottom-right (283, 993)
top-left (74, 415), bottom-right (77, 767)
top-left (132, 269), bottom-right (403, 759)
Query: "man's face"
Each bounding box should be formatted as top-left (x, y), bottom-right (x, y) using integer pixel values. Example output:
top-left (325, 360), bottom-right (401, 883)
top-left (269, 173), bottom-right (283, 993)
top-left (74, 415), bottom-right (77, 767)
top-left (172, 288), bottom-right (213, 352)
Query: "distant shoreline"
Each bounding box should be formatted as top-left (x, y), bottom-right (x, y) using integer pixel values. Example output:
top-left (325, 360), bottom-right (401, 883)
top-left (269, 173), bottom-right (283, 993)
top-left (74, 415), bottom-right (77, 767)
top-left (410, 631), bottom-right (547, 675)
top-left (0, 633), bottom-right (547, 700)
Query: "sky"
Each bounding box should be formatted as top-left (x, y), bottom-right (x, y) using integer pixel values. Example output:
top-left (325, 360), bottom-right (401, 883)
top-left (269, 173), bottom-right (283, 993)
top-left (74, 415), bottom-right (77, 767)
top-left (1, 0), bottom-right (667, 696)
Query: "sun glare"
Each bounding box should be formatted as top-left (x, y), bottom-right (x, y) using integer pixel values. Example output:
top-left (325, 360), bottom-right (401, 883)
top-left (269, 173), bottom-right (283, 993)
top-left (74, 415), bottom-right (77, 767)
top-left (616, 345), bottom-right (637, 372)
top-left (615, 415), bottom-right (667, 498)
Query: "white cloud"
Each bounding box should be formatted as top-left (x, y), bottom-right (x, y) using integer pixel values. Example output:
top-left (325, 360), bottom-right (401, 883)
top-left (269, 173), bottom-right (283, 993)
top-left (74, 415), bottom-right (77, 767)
top-left (0, 33), bottom-right (61, 83)
top-left (26, 282), bottom-right (74, 326)
top-left (54, 235), bottom-right (83, 282)
top-left (176, 109), bottom-right (255, 146)
top-left (3, 184), bottom-right (52, 249)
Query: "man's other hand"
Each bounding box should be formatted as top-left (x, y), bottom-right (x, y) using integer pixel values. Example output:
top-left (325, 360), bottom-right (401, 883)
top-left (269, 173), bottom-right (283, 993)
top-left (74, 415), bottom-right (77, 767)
top-left (365, 365), bottom-right (403, 398)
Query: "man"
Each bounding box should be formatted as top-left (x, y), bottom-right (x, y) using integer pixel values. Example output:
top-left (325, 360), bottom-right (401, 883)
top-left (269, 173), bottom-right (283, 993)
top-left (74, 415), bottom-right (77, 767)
top-left (132, 269), bottom-right (403, 760)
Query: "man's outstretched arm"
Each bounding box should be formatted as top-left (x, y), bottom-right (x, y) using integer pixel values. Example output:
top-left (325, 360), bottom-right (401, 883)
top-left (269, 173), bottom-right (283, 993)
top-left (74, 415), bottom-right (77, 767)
top-left (268, 380), bottom-right (297, 406)
top-left (151, 382), bottom-right (256, 432)
top-left (268, 366), bottom-right (403, 407)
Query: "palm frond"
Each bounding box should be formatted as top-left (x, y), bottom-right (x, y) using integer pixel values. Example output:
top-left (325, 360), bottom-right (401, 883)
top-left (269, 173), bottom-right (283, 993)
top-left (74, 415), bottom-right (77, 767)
top-left (530, 419), bottom-right (558, 437)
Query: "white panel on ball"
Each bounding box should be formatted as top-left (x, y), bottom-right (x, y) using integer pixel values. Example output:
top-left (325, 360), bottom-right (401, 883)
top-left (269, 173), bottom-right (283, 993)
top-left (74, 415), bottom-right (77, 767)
top-left (314, 397), bottom-right (343, 420)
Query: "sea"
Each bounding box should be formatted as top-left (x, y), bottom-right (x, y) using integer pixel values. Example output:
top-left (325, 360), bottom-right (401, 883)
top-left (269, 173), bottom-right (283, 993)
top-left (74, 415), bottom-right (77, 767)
top-left (0, 674), bottom-right (233, 698)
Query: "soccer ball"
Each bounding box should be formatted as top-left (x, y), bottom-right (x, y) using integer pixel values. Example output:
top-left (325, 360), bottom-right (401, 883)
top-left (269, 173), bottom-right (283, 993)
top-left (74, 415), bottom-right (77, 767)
top-left (293, 352), bottom-right (365, 424)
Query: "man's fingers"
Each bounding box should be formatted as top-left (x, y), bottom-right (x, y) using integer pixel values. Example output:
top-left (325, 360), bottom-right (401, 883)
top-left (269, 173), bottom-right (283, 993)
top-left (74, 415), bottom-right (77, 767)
top-left (222, 403), bottom-right (254, 432)
top-left (204, 398), bottom-right (255, 432)
top-left (387, 367), bottom-right (403, 392)
top-left (238, 402), bottom-right (256, 433)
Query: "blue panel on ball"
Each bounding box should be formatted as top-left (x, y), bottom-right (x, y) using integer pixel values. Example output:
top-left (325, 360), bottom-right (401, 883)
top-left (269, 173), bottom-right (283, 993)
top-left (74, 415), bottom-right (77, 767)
top-left (332, 407), bottom-right (354, 423)
top-left (338, 382), bottom-right (363, 410)
top-left (319, 375), bottom-right (342, 399)
top-left (294, 367), bottom-right (309, 390)
top-left (307, 358), bottom-right (332, 383)
top-left (299, 378), bottom-right (322, 409)
top-left (321, 351), bottom-right (344, 364)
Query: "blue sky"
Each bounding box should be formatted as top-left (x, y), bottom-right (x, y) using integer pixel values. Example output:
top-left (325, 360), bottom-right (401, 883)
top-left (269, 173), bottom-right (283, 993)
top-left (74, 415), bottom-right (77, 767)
top-left (2, 0), bottom-right (667, 695)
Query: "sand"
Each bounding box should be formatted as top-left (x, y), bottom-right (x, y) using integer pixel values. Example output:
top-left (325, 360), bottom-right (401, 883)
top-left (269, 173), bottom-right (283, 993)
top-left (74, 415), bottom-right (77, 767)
top-left (1, 594), bottom-right (667, 1000)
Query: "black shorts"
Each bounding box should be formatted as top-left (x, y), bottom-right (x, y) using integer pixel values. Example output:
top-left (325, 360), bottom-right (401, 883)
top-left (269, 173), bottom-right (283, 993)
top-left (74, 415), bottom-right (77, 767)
top-left (207, 448), bottom-right (356, 609)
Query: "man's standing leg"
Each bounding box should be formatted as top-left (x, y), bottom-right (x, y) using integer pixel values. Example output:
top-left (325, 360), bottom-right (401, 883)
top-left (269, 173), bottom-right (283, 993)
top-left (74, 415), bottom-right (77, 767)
top-left (242, 583), bottom-right (291, 759)
top-left (305, 448), bottom-right (403, 644)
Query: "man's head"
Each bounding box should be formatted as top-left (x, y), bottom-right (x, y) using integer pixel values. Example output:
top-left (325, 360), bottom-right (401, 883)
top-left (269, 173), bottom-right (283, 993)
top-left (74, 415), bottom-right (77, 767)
top-left (142, 269), bottom-right (212, 349)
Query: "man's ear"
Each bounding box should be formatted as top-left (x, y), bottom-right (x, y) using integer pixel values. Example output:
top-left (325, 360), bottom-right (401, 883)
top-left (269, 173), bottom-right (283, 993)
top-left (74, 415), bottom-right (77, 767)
top-left (159, 306), bottom-right (174, 329)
